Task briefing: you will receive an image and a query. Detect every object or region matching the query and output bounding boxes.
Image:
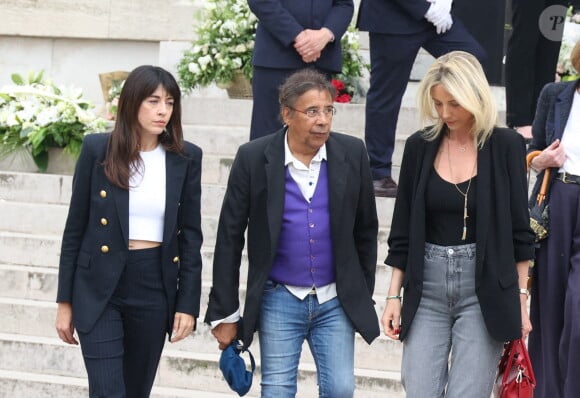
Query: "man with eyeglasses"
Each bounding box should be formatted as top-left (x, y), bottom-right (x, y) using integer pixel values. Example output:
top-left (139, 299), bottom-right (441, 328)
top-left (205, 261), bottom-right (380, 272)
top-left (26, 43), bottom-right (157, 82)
top-left (206, 69), bottom-right (380, 397)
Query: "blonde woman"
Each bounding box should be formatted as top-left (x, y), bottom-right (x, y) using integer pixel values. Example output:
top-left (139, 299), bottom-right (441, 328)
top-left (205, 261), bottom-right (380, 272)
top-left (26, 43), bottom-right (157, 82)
top-left (381, 51), bottom-right (535, 397)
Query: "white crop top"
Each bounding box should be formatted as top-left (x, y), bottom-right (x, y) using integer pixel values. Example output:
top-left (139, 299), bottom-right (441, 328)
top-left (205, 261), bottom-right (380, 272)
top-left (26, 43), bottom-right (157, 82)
top-left (128, 144), bottom-right (166, 242)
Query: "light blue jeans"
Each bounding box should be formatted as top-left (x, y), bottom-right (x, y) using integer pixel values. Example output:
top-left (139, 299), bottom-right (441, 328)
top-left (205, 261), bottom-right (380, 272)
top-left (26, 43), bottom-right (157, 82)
top-left (402, 243), bottom-right (503, 398)
top-left (258, 280), bottom-right (355, 398)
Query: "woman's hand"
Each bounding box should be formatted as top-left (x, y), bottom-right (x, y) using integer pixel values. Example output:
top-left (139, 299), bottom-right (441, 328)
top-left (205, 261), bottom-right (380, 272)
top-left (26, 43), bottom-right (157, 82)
top-left (520, 296), bottom-right (532, 339)
top-left (55, 302), bottom-right (78, 345)
top-left (532, 139), bottom-right (566, 170)
top-left (170, 312), bottom-right (195, 343)
top-left (382, 298), bottom-right (402, 340)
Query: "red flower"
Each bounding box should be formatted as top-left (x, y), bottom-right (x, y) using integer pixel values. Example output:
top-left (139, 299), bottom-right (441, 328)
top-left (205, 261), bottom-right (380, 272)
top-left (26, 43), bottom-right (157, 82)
top-left (331, 79), bottom-right (346, 91)
top-left (335, 93), bottom-right (352, 103)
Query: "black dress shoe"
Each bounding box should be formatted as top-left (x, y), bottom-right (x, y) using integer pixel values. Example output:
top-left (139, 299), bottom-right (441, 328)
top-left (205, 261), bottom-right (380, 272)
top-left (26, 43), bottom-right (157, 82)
top-left (373, 177), bottom-right (398, 198)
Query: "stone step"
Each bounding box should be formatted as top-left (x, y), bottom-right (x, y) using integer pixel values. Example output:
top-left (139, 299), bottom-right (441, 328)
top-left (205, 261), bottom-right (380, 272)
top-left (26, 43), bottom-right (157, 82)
top-left (180, 83), bottom-right (507, 133)
top-left (0, 369), bottom-right (237, 398)
top-left (0, 215), bottom-right (391, 271)
top-left (0, 182), bottom-right (396, 236)
top-left (0, 278), bottom-right (400, 371)
top-left (0, 235), bottom-right (394, 294)
top-left (0, 333), bottom-right (404, 397)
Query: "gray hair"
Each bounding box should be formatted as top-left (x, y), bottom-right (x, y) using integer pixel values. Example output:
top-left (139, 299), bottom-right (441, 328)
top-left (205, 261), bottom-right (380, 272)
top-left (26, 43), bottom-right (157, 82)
top-left (278, 69), bottom-right (335, 109)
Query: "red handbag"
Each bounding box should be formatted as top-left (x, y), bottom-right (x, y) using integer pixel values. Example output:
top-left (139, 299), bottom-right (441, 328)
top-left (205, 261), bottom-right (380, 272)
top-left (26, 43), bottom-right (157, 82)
top-left (494, 338), bottom-right (536, 398)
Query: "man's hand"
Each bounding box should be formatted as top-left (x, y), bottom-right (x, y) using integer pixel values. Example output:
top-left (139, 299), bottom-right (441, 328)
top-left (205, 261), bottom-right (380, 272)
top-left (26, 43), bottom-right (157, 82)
top-left (425, 0), bottom-right (454, 34)
top-left (170, 312), bottom-right (195, 343)
top-left (211, 322), bottom-right (238, 350)
top-left (294, 28), bottom-right (333, 63)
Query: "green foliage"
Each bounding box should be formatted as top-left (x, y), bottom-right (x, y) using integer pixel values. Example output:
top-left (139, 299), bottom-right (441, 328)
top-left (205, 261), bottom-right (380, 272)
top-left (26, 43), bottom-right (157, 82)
top-left (177, 1), bottom-right (368, 98)
top-left (177, 0), bottom-right (257, 91)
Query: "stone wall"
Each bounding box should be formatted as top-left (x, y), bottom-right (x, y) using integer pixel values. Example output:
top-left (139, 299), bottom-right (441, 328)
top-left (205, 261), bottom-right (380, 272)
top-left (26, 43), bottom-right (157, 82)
top-left (0, 0), bottom-right (432, 110)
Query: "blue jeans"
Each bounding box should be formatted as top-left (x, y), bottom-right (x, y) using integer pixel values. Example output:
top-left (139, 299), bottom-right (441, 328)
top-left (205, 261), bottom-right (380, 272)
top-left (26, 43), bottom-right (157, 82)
top-left (401, 243), bottom-right (503, 398)
top-left (258, 280), bottom-right (355, 398)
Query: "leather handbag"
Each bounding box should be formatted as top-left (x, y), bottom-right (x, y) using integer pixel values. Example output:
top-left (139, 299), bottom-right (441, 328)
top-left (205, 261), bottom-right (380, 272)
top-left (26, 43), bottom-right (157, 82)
top-left (494, 338), bottom-right (536, 398)
top-left (526, 151), bottom-right (551, 242)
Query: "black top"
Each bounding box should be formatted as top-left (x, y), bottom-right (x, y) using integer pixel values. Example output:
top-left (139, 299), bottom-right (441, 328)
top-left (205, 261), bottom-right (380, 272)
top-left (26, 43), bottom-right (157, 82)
top-left (386, 128), bottom-right (535, 342)
top-left (426, 167), bottom-right (477, 245)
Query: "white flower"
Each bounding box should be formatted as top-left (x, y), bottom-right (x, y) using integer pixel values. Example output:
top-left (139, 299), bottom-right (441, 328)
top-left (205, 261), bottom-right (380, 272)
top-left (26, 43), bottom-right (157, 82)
top-left (198, 55), bottom-right (212, 68)
top-left (233, 44), bottom-right (247, 53)
top-left (232, 57), bottom-right (242, 69)
top-left (188, 62), bottom-right (201, 74)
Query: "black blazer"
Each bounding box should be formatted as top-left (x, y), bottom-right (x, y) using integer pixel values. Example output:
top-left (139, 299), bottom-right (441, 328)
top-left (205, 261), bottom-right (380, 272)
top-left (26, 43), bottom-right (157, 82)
top-left (57, 133), bottom-right (203, 335)
top-left (387, 128), bottom-right (535, 342)
top-left (248, 0), bottom-right (353, 73)
top-left (205, 129), bottom-right (380, 347)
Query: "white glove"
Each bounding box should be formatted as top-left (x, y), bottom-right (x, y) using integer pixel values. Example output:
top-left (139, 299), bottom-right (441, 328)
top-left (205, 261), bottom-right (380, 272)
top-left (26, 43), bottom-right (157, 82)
top-left (425, 1), bottom-right (454, 34)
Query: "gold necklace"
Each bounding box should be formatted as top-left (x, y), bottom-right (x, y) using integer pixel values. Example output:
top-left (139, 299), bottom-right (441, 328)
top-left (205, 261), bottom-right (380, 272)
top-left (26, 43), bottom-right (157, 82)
top-left (447, 139), bottom-right (477, 241)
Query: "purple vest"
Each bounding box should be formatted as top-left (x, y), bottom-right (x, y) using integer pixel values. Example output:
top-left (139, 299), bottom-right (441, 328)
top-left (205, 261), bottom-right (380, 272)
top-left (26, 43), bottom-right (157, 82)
top-left (269, 162), bottom-right (336, 287)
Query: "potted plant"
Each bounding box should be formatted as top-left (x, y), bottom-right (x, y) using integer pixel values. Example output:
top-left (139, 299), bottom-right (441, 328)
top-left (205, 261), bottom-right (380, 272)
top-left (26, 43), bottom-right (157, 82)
top-left (0, 71), bottom-right (107, 172)
top-left (177, 0), bottom-right (368, 102)
top-left (177, 0), bottom-right (256, 96)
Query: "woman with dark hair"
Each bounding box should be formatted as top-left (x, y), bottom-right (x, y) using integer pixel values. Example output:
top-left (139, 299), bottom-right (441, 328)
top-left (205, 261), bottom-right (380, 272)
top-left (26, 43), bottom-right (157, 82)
top-left (55, 65), bottom-right (203, 397)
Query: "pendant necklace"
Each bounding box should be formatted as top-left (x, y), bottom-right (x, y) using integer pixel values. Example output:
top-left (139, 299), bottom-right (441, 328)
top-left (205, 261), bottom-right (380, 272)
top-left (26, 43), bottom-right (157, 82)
top-left (447, 138), bottom-right (477, 240)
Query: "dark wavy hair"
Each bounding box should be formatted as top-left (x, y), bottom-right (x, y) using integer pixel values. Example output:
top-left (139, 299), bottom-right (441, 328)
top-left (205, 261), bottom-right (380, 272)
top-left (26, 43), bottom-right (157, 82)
top-left (103, 65), bottom-right (184, 189)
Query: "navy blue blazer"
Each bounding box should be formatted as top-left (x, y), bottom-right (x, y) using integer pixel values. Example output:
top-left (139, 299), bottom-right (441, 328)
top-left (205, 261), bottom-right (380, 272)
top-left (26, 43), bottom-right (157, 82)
top-left (528, 81), bottom-right (579, 227)
top-left (387, 128), bottom-right (535, 342)
top-left (205, 129), bottom-right (380, 347)
top-left (57, 133), bottom-right (203, 335)
top-left (248, 0), bottom-right (353, 73)
top-left (529, 80), bottom-right (577, 152)
top-left (357, 0), bottom-right (432, 34)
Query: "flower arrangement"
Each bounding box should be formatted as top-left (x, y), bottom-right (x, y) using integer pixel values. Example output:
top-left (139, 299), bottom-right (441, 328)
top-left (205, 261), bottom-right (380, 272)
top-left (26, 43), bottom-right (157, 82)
top-left (176, 0), bottom-right (369, 102)
top-left (177, 0), bottom-right (256, 90)
top-left (332, 79), bottom-right (353, 103)
top-left (558, 6), bottom-right (580, 81)
top-left (334, 24), bottom-right (369, 103)
top-left (0, 71), bottom-right (107, 171)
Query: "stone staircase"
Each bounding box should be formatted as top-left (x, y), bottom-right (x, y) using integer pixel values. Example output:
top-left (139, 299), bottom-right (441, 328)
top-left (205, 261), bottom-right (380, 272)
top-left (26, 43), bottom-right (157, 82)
top-left (0, 84), bottom-right (506, 397)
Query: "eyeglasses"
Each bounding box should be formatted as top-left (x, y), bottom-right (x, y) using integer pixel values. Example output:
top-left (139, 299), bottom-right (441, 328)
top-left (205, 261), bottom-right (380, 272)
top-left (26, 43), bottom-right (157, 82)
top-left (287, 106), bottom-right (336, 119)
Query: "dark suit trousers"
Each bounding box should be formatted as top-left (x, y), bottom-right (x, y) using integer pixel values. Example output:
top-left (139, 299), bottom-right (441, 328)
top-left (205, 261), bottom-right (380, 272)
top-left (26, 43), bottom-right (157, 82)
top-left (250, 66), bottom-right (333, 141)
top-left (77, 247), bottom-right (168, 398)
top-left (364, 19), bottom-right (485, 180)
top-left (505, 0), bottom-right (566, 127)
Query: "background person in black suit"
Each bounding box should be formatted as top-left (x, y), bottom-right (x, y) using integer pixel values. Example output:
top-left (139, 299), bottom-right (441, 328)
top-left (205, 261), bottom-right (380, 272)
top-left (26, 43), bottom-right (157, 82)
top-left (357, 0), bottom-right (485, 197)
top-left (247, 0), bottom-right (354, 141)
top-left (505, 0), bottom-right (570, 140)
top-left (205, 69), bottom-right (379, 397)
top-left (382, 52), bottom-right (535, 396)
top-left (55, 65), bottom-right (203, 398)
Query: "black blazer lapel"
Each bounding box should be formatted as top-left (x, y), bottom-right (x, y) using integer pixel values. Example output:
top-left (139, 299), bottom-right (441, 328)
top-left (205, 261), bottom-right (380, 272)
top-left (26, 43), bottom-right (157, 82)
top-left (475, 141), bottom-right (491, 284)
top-left (163, 151), bottom-right (187, 244)
top-left (264, 133), bottom-right (286, 262)
top-left (326, 135), bottom-right (347, 243)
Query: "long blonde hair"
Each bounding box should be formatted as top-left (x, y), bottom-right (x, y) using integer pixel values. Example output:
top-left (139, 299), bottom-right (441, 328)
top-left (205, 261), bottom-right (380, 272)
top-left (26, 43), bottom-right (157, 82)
top-left (417, 51), bottom-right (497, 147)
